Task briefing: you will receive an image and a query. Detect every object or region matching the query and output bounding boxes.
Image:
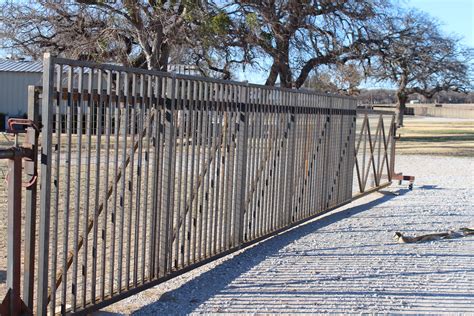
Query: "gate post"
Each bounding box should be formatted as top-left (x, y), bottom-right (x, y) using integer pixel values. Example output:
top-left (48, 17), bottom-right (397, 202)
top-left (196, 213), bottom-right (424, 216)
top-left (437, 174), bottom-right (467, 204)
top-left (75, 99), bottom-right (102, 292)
top-left (37, 52), bottom-right (55, 316)
top-left (23, 86), bottom-right (40, 310)
top-left (6, 154), bottom-right (23, 316)
top-left (0, 120), bottom-right (37, 315)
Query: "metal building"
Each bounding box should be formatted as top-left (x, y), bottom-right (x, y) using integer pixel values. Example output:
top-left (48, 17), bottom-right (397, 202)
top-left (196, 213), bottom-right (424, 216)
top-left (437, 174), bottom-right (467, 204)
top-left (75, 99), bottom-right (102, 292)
top-left (0, 60), bottom-right (42, 119)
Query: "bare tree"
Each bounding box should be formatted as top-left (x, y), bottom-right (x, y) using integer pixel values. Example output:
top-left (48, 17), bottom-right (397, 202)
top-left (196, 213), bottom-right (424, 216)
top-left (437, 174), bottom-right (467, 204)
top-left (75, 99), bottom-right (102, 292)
top-left (216, 0), bottom-right (391, 88)
top-left (303, 70), bottom-right (339, 93)
top-left (0, 1), bottom-right (210, 70)
top-left (304, 63), bottom-right (363, 95)
top-left (358, 89), bottom-right (397, 105)
top-left (369, 10), bottom-right (473, 126)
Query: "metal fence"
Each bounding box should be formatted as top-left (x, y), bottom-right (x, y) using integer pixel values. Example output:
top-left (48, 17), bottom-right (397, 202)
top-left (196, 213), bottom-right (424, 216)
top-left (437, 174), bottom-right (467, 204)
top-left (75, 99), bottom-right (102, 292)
top-left (0, 54), bottom-right (396, 315)
top-left (354, 109), bottom-right (396, 195)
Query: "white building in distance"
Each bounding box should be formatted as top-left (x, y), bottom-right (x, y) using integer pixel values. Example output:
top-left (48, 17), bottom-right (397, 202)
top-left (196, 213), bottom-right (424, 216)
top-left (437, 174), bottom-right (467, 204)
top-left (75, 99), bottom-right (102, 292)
top-left (0, 60), bottom-right (42, 119)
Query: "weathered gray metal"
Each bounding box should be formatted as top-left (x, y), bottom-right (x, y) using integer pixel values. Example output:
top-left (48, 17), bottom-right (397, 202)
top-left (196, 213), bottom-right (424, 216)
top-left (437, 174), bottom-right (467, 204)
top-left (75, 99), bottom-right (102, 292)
top-left (23, 86), bottom-right (40, 311)
top-left (354, 110), bottom-right (396, 194)
top-left (6, 152), bottom-right (23, 316)
top-left (37, 53), bottom-right (54, 316)
top-left (0, 55), bottom-right (397, 315)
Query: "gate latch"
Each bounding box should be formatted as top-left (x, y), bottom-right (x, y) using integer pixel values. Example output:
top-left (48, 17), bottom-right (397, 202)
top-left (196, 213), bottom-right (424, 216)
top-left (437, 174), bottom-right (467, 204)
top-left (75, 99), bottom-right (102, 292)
top-left (2, 118), bottom-right (39, 187)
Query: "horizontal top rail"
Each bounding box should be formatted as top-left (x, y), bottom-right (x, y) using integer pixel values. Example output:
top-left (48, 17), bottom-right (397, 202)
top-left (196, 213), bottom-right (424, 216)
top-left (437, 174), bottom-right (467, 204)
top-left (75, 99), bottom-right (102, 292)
top-left (50, 56), bottom-right (356, 102)
top-left (34, 88), bottom-right (357, 113)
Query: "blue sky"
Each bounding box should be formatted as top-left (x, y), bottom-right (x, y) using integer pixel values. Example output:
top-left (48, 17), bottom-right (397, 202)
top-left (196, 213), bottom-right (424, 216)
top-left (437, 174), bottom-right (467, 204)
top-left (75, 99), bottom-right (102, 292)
top-left (406, 0), bottom-right (473, 47)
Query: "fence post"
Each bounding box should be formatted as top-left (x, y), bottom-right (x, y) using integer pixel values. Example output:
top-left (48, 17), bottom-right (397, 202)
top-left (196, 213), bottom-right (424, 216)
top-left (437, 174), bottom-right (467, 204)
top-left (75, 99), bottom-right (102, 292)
top-left (6, 154), bottom-right (23, 316)
top-left (236, 84), bottom-right (249, 246)
top-left (37, 53), bottom-right (55, 316)
top-left (23, 86), bottom-right (40, 310)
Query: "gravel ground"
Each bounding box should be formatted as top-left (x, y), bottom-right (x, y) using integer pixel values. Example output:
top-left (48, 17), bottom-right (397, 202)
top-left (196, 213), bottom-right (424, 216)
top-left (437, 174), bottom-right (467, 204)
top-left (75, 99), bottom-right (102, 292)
top-left (96, 154), bottom-right (474, 315)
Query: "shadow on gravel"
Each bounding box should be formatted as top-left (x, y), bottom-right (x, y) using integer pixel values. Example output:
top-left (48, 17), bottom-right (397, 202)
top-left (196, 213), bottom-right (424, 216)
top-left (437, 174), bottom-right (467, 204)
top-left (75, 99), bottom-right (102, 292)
top-left (134, 189), bottom-right (410, 315)
top-left (418, 185), bottom-right (444, 190)
top-left (0, 270), bottom-right (5, 283)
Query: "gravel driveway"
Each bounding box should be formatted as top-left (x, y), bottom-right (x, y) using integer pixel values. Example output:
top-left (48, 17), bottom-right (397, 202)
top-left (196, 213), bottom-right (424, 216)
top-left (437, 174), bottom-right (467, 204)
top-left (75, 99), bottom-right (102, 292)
top-left (96, 154), bottom-right (474, 315)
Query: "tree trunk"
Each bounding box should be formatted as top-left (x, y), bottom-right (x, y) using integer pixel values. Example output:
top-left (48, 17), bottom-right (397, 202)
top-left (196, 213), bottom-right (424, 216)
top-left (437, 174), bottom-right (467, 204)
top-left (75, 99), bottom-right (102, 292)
top-left (158, 43), bottom-right (169, 72)
top-left (278, 51), bottom-right (292, 88)
top-left (274, 39), bottom-right (292, 88)
top-left (279, 62), bottom-right (292, 88)
top-left (396, 92), bottom-right (407, 127)
top-left (265, 63), bottom-right (279, 86)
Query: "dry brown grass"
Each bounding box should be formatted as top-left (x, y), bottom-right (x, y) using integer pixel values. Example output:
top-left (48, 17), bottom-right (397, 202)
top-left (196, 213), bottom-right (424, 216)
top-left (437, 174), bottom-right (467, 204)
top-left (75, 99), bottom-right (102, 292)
top-left (396, 117), bottom-right (474, 156)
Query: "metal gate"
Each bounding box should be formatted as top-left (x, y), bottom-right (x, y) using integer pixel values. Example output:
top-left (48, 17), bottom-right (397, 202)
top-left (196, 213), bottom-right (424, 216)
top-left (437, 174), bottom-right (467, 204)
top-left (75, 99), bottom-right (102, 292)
top-left (0, 54), bottom-right (397, 315)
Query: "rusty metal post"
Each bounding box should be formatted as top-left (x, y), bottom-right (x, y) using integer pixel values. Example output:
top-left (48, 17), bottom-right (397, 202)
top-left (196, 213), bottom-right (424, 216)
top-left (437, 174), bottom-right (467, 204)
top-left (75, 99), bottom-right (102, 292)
top-left (0, 114), bottom-right (38, 316)
top-left (0, 146), bottom-right (32, 315)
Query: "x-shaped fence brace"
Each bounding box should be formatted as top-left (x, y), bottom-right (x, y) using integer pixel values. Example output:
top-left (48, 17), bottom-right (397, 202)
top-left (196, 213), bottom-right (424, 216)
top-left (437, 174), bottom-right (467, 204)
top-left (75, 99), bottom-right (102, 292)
top-left (354, 112), bottom-right (395, 193)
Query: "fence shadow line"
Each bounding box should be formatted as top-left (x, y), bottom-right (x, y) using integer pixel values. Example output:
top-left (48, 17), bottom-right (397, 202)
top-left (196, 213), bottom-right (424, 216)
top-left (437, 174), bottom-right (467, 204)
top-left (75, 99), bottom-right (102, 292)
top-left (132, 189), bottom-right (410, 315)
top-left (0, 270), bottom-right (5, 284)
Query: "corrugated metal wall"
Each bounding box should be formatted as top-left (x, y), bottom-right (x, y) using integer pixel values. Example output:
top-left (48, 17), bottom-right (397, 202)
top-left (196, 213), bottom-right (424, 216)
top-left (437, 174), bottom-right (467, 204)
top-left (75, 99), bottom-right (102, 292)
top-left (0, 72), bottom-right (42, 116)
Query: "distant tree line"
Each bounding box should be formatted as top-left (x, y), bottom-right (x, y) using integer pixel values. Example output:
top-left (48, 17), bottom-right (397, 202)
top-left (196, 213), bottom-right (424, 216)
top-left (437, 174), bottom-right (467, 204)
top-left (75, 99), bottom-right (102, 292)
top-left (358, 89), bottom-right (474, 105)
top-left (1, 0), bottom-right (472, 125)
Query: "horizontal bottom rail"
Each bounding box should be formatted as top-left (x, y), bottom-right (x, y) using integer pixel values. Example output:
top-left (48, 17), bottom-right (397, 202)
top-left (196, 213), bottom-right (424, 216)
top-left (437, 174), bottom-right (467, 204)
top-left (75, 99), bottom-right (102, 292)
top-left (352, 181), bottom-right (392, 201)
top-left (76, 181), bottom-right (392, 315)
